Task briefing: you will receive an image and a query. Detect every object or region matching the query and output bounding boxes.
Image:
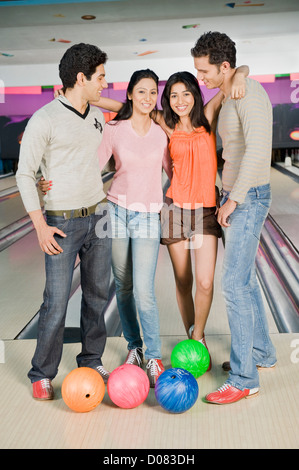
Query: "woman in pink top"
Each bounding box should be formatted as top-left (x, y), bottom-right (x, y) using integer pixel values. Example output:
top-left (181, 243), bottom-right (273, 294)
top-left (98, 69), bottom-right (172, 387)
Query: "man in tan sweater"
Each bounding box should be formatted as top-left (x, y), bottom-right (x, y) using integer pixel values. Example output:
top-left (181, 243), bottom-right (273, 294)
top-left (192, 31), bottom-right (277, 405)
top-left (16, 43), bottom-right (112, 400)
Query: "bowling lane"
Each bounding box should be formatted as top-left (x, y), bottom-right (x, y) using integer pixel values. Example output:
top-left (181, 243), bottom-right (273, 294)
top-left (0, 174), bottom-right (44, 231)
top-left (0, 174), bottom-right (114, 340)
top-left (0, 175), bottom-right (28, 230)
top-left (268, 167), bottom-right (299, 250)
top-left (0, 228), bottom-right (45, 340)
top-left (0, 174), bottom-right (17, 192)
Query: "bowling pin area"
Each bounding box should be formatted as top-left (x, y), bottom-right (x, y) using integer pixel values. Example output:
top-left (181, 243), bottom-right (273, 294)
top-left (0, 166), bottom-right (298, 450)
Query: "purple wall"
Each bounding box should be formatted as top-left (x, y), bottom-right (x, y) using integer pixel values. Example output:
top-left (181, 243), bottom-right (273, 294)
top-left (0, 77), bottom-right (298, 165)
top-left (0, 76), bottom-right (298, 117)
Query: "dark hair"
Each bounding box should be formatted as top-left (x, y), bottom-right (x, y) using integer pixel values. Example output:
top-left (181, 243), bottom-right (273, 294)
top-left (191, 31), bottom-right (236, 69)
top-left (59, 43), bottom-right (108, 89)
top-left (112, 69), bottom-right (159, 121)
top-left (161, 71), bottom-right (211, 133)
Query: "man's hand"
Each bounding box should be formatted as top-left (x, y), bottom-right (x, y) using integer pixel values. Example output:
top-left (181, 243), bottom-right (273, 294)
top-left (29, 209), bottom-right (66, 255)
top-left (36, 223), bottom-right (66, 255)
top-left (217, 198), bottom-right (237, 227)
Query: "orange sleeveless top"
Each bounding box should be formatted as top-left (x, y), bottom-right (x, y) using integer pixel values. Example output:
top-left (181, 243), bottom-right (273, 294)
top-left (166, 126), bottom-right (217, 209)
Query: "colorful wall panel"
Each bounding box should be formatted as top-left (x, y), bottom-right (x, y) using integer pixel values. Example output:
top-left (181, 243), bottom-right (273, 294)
top-left (0, 76), bottom-right (298, 172)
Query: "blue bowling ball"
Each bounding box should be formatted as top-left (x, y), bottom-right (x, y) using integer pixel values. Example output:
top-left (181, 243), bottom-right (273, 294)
top-left (155, 368), bottom-right (199, 413)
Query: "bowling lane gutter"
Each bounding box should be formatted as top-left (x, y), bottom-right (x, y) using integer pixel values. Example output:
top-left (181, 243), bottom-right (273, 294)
top-left (255, 213), bottom-right (299, 333)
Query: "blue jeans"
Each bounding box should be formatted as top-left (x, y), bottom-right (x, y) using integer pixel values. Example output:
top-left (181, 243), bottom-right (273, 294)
top-left (221, 184), bottom-right (276, 390)
top-left (28, 205), bottom-right (112, 383)
top-left (108, 202), bottom-right (161, 360)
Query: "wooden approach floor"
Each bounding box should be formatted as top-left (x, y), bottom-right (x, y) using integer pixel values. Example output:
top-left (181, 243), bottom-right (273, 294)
top-left (0, 334), bottom-right (299, 450)
top-left (0, 168), bottom-right (298, 450)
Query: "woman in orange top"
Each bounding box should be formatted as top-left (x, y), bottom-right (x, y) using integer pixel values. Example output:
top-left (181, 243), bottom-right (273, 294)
top-left (156, 71), bottom-right (224, 369)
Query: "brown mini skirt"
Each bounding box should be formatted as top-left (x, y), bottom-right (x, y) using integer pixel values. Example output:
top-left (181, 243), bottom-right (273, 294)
top-left (160, 197), bottom-right (222, 245)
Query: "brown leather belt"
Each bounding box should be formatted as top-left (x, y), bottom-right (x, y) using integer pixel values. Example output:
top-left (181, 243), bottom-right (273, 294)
top-left (46, 203), bottom-right (99, 220)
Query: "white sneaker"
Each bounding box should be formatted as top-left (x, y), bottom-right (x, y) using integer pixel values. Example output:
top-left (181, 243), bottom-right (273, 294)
top-left (96, 365), bottom-right (110, 384)
top-left (124, 348), bottom-right (143, 367)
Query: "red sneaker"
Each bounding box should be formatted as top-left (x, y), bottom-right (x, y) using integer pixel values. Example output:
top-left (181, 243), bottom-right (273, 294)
top-left (32, 378), bottom-right (54, 400)
top-left (205, 383), bottom-right (259, 405)
top-left (146, 359), bottom-right (164, 388)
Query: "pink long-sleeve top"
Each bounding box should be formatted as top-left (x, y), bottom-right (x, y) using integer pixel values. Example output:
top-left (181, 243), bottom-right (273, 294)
top-left (98, 119), bottom-right (172, 212)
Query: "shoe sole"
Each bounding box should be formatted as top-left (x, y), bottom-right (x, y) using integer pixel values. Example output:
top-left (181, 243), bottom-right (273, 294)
top-left (222, 362), bottom-right (276, 372)
top-left (256, 364), bottom-right (276, 370)
top-left (246, 388), bottom-right (259, 398)
top-left (33, 395), bottom-right (54, 401)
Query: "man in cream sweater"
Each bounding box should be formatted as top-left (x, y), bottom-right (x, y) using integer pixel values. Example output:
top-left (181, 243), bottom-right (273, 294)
top-left (16, 43), bottom-right (112, 400)
top-left (192, 31), bottom-right (277, 405)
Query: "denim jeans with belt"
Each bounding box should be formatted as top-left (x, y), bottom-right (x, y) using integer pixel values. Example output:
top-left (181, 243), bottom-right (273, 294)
top-left (221, 184), bottom-right (277, 390)
top-left (28, 204), bottom-right (112, 383)
top-left (108, 202), bottom-right (161, 360)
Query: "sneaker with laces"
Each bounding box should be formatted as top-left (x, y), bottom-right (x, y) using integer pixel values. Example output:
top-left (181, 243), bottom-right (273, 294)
top-left (205, 382), bottom-right (259, 405)
top-left (124, 348), bottom-right (143, 367)
top-left (32, 378), bottom-right (54, 400)
top-left (146, 358), bottom-right (164, 388)
top-left (95, 365), bottom-right (110, 384)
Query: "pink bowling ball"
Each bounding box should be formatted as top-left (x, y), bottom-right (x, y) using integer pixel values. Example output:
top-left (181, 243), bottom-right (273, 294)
top-left (107, 364), bottom-right (150, 409)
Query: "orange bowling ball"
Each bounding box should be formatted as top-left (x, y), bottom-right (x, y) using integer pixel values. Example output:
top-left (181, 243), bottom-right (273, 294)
top-left (61, 367), bottom-right (105, 412)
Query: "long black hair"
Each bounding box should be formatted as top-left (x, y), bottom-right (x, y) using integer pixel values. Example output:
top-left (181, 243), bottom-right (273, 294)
top-left (112, 69), bottom-right (159, 122)
top-left (161, 71), bottom-right (211, 133)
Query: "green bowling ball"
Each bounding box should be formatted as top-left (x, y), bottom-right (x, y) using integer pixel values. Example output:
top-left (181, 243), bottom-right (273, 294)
top-left (171, 339), bottom-right (210, 378)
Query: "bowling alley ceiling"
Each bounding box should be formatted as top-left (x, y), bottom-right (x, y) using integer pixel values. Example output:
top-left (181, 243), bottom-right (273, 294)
top-left (0, 0), bottom-right (298, 69)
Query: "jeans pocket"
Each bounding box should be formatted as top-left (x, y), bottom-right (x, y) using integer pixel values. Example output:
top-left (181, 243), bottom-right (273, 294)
top-left (257, 197), bottom-right (271, 211)
top-left (46, 215), bottom-right (69, 233)
top-left (253, 202), bottom-right (269, 240)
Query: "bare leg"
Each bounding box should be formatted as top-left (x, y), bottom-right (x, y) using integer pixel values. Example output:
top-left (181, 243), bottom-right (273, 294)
top-left (192, 234), bottom-right (218, 341)
top-left (167, 240), bottom-right (194, 334)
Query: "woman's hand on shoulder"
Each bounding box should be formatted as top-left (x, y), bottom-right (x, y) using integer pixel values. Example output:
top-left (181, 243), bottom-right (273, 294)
top-left (231, 73), bottom-right (246, 100)
top-left (151, 110), bottom-right (173, 138)
top-left (231, 64), bottom-right (249, 100)
top-left (54, 88), bottom-right (64, 99)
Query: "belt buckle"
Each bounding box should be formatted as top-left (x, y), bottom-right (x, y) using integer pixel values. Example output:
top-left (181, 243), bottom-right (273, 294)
top-left (79, 207), bottom-right (89, 217)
